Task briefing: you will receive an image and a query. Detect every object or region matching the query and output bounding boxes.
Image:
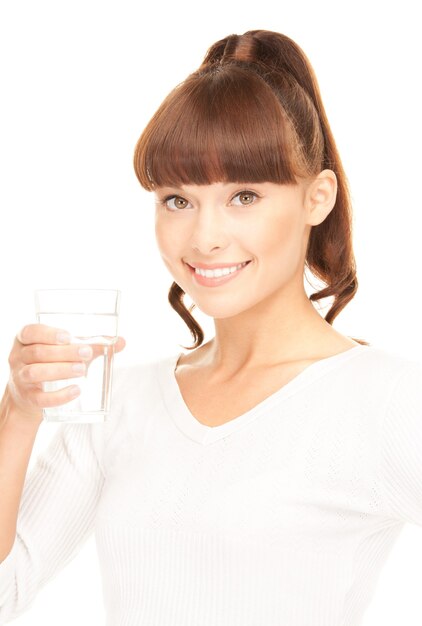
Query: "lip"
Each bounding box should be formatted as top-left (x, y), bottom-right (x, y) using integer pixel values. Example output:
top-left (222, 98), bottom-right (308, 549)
top-left (186, 260), bottom-right (252, 270)
top-left (186, 260), bottom-right (252, 287)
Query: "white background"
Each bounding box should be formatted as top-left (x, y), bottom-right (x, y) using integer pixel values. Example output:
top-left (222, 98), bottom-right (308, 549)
top-left (0, 0), bottom-right (421, 624)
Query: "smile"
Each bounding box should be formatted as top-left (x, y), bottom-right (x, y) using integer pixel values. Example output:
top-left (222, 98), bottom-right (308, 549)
top-left (186, 260), bottom-right (252, 287)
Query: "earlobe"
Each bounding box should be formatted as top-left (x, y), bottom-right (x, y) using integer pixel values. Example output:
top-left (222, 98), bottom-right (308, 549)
top-left (306, 169), bottom-right (337, 226)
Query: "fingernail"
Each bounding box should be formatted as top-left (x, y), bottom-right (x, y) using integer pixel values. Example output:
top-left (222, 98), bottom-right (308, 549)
top-left (56, 332), bottom-right (71, 344)
top-left (72, 363), bottom-right (86, 374)
top-left (78, 346), bottom-right (93, 358)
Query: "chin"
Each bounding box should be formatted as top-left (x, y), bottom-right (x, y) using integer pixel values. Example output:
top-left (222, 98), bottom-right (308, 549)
top-left (192, 301), bottom-right (253, 319)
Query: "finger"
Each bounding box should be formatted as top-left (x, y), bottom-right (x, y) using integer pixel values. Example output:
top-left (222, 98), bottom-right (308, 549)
top-left (31, 384), bottom-right (81, 409)
top-left (17, 324), bottom-right (72, 346)
top-left (114, 337), bottom-right (126, 353)
top-left (20, 343), bottom-right (94, 365)
top-left (74, 337), bottom-right (126, 362)
top-left (19, 336), bottom-right (125, 366)
top-left (19, 361), bottom-right (87, 384)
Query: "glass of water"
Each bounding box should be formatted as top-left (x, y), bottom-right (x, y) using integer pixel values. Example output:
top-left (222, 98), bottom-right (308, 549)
top-left (34, 289), bottom-right (120, 423)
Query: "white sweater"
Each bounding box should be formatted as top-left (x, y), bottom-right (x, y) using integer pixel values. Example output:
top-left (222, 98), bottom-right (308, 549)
top-left (1, 344), bottom-right (422, 626)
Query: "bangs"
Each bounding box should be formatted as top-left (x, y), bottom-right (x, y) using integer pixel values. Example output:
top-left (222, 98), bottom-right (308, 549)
top-left (134, 64), bottom-right (304, 191)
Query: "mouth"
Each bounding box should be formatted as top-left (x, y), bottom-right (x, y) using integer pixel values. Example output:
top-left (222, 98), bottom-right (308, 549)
top-left (185, 260), bottom-right (252, 287)
top-left (187, 260), bottom-right (252, 272)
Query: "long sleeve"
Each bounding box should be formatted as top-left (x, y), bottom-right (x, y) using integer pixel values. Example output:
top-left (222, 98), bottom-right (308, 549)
top-left (0, 364), bottom-right (126, 624)
top-left (380, 360), bottom-right (422, 526)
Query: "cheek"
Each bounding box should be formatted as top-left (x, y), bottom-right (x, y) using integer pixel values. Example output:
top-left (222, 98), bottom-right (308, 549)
top-left (154, 218), bottom-right (178, 261)
top-left (251, 212), bottom-right (301, 261)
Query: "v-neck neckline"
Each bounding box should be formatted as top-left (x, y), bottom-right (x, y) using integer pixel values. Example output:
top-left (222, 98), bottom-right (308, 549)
top-left (157, 344), bottom-right (371, 446)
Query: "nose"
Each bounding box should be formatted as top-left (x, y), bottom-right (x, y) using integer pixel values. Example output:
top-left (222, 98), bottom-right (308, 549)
top-left (190, 204), bottom-right (229, 255)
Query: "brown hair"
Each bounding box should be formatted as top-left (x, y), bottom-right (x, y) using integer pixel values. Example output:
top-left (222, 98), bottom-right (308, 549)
top-left (133, 30), bottom-right (369, 349)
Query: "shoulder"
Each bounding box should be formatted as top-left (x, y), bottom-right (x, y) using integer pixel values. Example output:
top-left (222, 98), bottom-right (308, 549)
top-left (365, 345), bottom-right (422, 419)
top-left (329, 344), bottom-right (422, 402)
top-left (377, 348), bottom-right (422, 404)
top-left (349, 343), bottom-right (422, 376)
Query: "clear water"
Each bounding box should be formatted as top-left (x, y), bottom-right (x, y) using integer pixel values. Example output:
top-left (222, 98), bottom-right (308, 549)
top-left (37, 312), bottom-right (118, 423)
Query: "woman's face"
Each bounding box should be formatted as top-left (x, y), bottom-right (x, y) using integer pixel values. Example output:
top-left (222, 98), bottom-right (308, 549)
top-left (153, 180), bottom-right (315, 319)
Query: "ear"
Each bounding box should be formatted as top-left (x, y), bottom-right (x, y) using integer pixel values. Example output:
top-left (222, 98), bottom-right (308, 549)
top-left (304, 169), bottom-right (338, 226)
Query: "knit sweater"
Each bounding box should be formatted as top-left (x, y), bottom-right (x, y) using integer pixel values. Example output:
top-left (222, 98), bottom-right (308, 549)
top-left (0, 344), bottom-right (421, 625)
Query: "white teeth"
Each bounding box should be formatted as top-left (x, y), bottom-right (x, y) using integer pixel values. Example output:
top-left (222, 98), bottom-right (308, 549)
top-left (194, 262), bottom-right (248, 278)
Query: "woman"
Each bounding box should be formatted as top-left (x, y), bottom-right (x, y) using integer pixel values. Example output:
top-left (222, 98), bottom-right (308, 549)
top-left (1, 29), bottom-right (421, 626)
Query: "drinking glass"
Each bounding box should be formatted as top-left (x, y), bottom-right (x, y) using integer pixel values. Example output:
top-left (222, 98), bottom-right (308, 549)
top-left (34, 289), bottom-right (120, 423)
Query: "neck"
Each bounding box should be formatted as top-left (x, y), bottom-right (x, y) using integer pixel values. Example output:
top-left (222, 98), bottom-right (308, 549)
top-left (206, 290), bottom-right (343, 374)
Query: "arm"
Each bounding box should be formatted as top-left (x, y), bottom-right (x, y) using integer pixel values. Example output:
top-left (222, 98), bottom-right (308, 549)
top-left (380, 360), bottom-right (422, 526)
top-left (0, 417), bottom-right (106, 622)
top-left (0, 323), bottom-right (126, 622)
top-left (0, 387), bottom-right (43, 565)
top-left (0, 359), bottom-right (129, 623)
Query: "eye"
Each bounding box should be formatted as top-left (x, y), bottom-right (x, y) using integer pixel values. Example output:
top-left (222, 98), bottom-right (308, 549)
top-left (157, 189), bottom-right (259, 211)
top-left (231, 190), bottom-right (259, 206)
top-left (160, 195), bottom-right (192, 211)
